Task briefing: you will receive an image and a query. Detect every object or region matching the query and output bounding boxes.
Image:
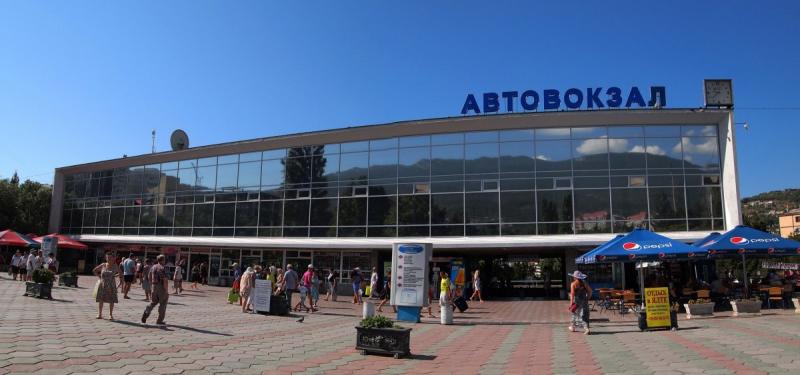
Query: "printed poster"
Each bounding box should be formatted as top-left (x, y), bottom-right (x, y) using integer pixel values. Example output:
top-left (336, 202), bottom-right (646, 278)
top-left (644, 287), bottom-right (671, 328)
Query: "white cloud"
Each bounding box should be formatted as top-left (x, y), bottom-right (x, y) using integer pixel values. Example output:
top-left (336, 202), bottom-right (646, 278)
top-left (608, 138), bottom-right (629, 153)
top-left (631, 145), bottom-right (666, 156)
top-left (680, 137), bottom-right (718, 155)
top-left (575, 138), bottom-right (608, 155)
top-left (535, 155), bottom-right (551, 161)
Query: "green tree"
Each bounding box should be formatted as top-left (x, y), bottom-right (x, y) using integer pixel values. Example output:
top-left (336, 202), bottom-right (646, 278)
top-left (0, 178), bottom-right (52, 234)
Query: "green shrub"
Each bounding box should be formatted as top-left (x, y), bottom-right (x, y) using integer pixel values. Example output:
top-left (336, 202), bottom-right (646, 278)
top-left (59, 271), bottom-right (77, 277)
top-left (360, 315), bottom-right (396, 329)
top-left (32, 268), bottom-right (55, 284)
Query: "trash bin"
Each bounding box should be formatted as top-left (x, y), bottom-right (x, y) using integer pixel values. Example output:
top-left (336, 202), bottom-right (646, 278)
top-left (440, 305), bottom-right (453, 325)
top-left (363, 300), bottom-right (375, 319)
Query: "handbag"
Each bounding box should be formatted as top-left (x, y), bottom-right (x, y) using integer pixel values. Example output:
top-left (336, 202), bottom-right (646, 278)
top-left (227, 289), bottom-right (239, 303)
top-left (92, 280), bottom-right (102, 299)
top-left (569, 302), bottom-right (578, 313)
top-left (364, 285), bottom-right (372, 297)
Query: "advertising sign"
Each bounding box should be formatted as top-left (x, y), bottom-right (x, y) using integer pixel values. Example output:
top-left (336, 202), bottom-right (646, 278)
top-left (644, 287), bottom-right (671, 328)
top-left (252, 279), bottom-right (272, 313)
top-left (450, 259), bottom-right (465, 288)
top-left (390, 243), bottom-right (432, 307)
top-left (42, 236), bottom-right (58, 258)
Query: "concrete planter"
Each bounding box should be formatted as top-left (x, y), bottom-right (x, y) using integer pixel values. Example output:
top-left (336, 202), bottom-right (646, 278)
top-left (792, 298), bottom-right (800, 314)
top-left (731, 300), bottom-right (762, 316)
top-left (58, 275), bottom-right (79, 287)
top-left (684, 303), bottom-right (714, 319)
top-left (24, 282), bottom-right (53, 299)
top-left (355, 326), bottom-right (411, 359)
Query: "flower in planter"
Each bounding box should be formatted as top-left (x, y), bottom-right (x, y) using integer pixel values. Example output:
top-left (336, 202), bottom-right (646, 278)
top-left (360, 315), bottom-right (402, 329)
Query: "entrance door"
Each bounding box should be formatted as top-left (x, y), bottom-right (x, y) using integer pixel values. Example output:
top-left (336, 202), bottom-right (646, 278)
top-left (189, 254), bottom-right (209, 283)
top-left (286, 250), bottom-right (312, 271)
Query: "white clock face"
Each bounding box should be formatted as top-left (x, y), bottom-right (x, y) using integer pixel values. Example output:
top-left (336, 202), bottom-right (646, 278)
top-left (705, 80), bottom-right (733, 106)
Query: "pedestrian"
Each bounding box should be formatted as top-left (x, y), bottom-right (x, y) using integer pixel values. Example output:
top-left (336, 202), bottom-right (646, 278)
top-left (295, 264), bottom-right (317, 313)
top-left (141, 259), bottom-right (152, 302)
top-left (469, 269), bottom-right (484, 303)
top-left (34, 250), bottom-right (44, 271)
top-left (191, 263), bottom-right (200, 289)
top-left (266, 266), bottom-right (277, 285)
top-left (173, 260), bottom-right (184, 295)
top-left (11, 250), bottom-right (23, 281)
top-left (121, 253), bottom-right (136, 299)
top-left (240, 267), bottom-right (255, 313)
top-left (135, 257), bottom-right (143, 285)
top-left (93, 252), bottom-right (120, 320)
top-left (425, 283), bottom-right (436, 318)
top-left (141, 255), bottom-right (169, 326)
top-left (274, 268), bottom-right (284, 294)
top-left (369, 267), bottom-right (379, 298)
top-left (311, 269), bottom-right (321, 308)
top-left (325, 269), bottom-right (338, 301)
top-left (46, 253), bottom-right (59, 273)
top-left (377, 271), bottom-right (396, 313)
top-left (25, 250), bottom-right (36, 281)
top-left (283, 264), bottom-right (299, 309)
top-left (568, 270), bottom-right (592, 335)
top-left (351, 267), bottom-right (363, 304)
top-left (439, 271), bottom-right (452, 307)
top-left (200, 262), bottom-right (208, 285)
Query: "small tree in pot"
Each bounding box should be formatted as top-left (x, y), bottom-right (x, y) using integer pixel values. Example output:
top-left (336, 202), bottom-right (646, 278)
top-left (355, 315), bottom-right (411, 358)
top-left (25, 268), bottom-right (54, 299)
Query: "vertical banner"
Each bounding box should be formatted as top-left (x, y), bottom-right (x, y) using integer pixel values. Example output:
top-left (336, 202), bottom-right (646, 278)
top-left (644, 287), bottom-right (670, 328)
top-left (252, 279), bottom-right (272, 313)
top-left (450, 259), bottom-right (465, 287)
top-left (42, 236), bottom-right (58, 259)
top-left (390, 243), bottom-right (432, 307)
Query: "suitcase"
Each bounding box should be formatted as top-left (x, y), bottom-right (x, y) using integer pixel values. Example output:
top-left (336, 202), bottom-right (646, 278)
top-left (453, 296), bottom-right (469, 313)
top-left (269, 295), bottom-right (290, 316)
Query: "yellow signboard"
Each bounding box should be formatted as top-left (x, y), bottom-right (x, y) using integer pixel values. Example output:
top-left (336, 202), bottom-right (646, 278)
top-left (644, 287), bottom-right (671, 328)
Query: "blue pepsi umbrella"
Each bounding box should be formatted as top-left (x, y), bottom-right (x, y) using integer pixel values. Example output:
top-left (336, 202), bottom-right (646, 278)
top-left (691, 232), bottom-right (720, 247)
top-left (584, 228), bottom-right (704, 264)
top-left (575, 235), bottom-right (624, 264)
top-left (695, 225), bottom-right (800, 256)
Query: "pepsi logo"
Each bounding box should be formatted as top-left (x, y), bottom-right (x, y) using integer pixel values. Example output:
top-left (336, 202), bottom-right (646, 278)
top-left (627, 254), bottom-right (636, 260)
top-left (658, 252), bottom-right (666, 259)
top-left (737, 249), bottom-right (746, 254)
top-left (688, 252), bottom-right (695, 258)
top-left (767, 248), bottom-right (775, 254)
top-left (623, 242), bottom-right (641, 251)
top-left (730, 237), bottom-right (749, 245)
top-left (597, 255), bottom-right (606, 261)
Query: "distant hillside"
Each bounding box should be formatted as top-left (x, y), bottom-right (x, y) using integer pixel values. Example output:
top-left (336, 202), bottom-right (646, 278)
top-left (741, 188), bottom-right (800, 233)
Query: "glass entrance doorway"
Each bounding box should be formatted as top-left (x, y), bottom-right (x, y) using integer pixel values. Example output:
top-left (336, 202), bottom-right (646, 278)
top-left (286, 250), bottom-right (311, 271)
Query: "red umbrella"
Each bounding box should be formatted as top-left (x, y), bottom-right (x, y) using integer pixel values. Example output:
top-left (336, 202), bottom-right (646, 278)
top-left (33, 233), bottom-right (89, 250)
top-left (0, 229), bottom-right (40, 248)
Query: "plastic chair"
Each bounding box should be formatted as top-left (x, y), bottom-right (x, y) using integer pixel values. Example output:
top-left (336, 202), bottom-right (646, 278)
top-left (768, 287), bottom-right (784, 308)
top-left (621, 291), bottom-right (637, 315)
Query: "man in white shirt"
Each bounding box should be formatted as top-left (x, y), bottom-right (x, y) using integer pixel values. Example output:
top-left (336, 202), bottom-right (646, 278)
top-left (11, 250), bottom-right (23, 281)
top-left (46, 253), bottom-right (59, 273)
top-left (370, 267), bottom-right (379, 298)
top-left (25, 250), bottom-right (36, 281)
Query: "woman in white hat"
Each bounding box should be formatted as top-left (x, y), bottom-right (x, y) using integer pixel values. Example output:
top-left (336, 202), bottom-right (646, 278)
top-left (568, 270), bottom-right (593, 335)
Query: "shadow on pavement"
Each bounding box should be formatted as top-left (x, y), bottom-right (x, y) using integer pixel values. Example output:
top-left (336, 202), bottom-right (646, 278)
top-left (110, 319), bottom-right (233, 336)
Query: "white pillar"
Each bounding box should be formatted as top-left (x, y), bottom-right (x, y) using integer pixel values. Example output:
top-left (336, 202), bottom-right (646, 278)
top-left (719, 110), bottom-right (742, 229)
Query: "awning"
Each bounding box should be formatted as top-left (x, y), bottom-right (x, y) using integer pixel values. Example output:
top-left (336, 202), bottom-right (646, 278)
top-left (695, 225), bottom-right (800, 256)
top-left (33, 234), bottom-right (89, 250)
top-left (0, 230), bottom-right (41, 248)
top-left (581, 228), bottom-right (705, 263)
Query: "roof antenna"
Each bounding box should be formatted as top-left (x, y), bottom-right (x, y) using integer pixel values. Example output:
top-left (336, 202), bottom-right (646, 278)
top-left (151, 130), bottom-right (156, 153)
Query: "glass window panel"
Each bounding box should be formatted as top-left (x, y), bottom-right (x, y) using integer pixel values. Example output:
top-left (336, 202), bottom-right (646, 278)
top-left (368, 226), bottom-right (396, 237)
top-left (238, 152), bottom-right (261, 162)
top-left (398, 195), bottom-right (429, 225)
top-left (645, 138), bottom-right (683, 169)
top-left (431, 225), bottom-right (464, 237)
top-left (571, 127), bottom-right (607, 139)
top-left (218, 154), bottom-right (238, 164)
top-left (339, 152), bottom-right (369, 184)
top-left (574, 189), bottom-right (610, 221)
top-left (465, 192), bottom-right (499, 223)
top-left (284, 156), bottom-right (312, 185)
top-left (535, 128), bottom-right (570, 140)
top-left (686, 187), bottom-right (723, 218)
top-left (309, 227), bottom-right (336, 237)
top-left (235, 201), bottom-right (259, 227)
top-left (288, 146), bottom-right (312, 158)
top-left (126, 169), bottom-right (144, 195)
top-left (575, 221), bottom-right (610, 234)
top-left (431, 180), bottom-right (463, 193)
top-left (465, 143), bottom-right (498, 174)
top-left (399, 135), bottom-right (430, 148)
top-left (608, 126), bottom-right (643, 138)
top-left (237, 161), bottom-right (261, 187)
top-left (369, 149), bottom-right (398, 180)
top-left (140, 206), bottom-right (156, 227)
top-left (341, 141), bottom-right (369, 153)
top-left (177, 167), bottom-right (195, 191)
top-left (192, 166), bottom-right (215, 191)
top-left (263, 149), bottom-right (285, 160)
top-left (124, 206), bottom-right (140, 227)
top-left (212, 228), bottom-right (233, 237)
top-left (466, 224), bottom-right (499, 236)
top-left (213, 203), bottom-right (235, 227)
top-left (500, 191), bottom-right (536, 223)
top-left (82, 209), bottom-right (97, 227)
top-left (368, 196), bottom-right (397, 225)
top-left (283, 200), bottom-right (309, 226)
top-left (499, 129), bottom-right (534, 142)
top-left (537, 190), bottom-right (573, 222)
top-left (260, 159), bottom-right (284, 187)
top-left (396, 226), bottom-right (427, 237)
top-left (538, 222), bottom-right (573, 235)
top-left (216, 163), bottom-right (238, 191)
top-left (192, 203), bottom-right (213, 227)
top-left (688, 219), bottom-right (712, 231)
top-left (609, 138), bottom-right (645, 169)
top-left (501, 223), bottom-right (537, 235)
top-left (313, 155), bottom-right (338, 183)
top-left (431, 194), bottom-right (464, 224)
top-left (197, 157), bottom-right (217, 167)
top-left (499, 141), bottom-right (534, 173)
top-left (611, 188), bottom-right (648, 222)
top-left (682, 137), bottom-right (720, 170)
top-left (110, 207), bottom-right (125, 227)
top-left (370, 138), bottom-right (397, 150)
top-left (573, 138), bottom-right (609, 170)
top-left (431, 133), bottom-right (463, 145)
top-left (235, 228), bottom-right (258, 237)
top-left (499, 178), bottom-right (535, 191)
top-left (338, 197), bottom-right (367, 226)
top-left (535, 140), bottom-right (572, 171)
top-left (574, 177), bottom-right (608, 189)
top-left (156, 205), bottom-right (174, 227)
top-left (648, 175), bottom-right (683, 187)
top-left (161, 161), bottom-right (178, 170)
top-left (398, 147), bottom-right (430, 177)
top-left (258, 200), bottom-right (283, 227)
top-left (651, 220), bottom-right (687, 232)
top-left (309, 198), bottom-right (337, 226)
top-left (338, 227), bottom-right (365, 238)
top-left (431, 145), bottom-right (464, 176)
top-left (465, 131), bottom-right (498, 143)
top-left (96, 208), bottom-right (111, 227)
top-left (644, 125), bottom-right (681, 138)
top-left (682, 125), bottom-right (717, 137)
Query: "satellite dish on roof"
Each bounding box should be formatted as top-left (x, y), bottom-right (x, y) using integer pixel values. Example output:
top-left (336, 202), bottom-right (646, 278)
top-left (170, 129), bottom-right (189, 151)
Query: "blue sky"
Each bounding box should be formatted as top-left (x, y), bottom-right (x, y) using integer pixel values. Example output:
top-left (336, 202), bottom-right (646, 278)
top-left (1, 1), bottom-right (798, 197)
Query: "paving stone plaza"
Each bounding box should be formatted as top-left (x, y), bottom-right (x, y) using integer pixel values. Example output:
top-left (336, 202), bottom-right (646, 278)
top-left (1, 275), bottom-right (798, 375)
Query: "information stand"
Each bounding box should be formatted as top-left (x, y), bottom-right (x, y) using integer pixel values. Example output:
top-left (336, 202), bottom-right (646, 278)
top-left (252, 279), bottom-right (272, 314)
top-left (390, 243), bottom-right (432, 323)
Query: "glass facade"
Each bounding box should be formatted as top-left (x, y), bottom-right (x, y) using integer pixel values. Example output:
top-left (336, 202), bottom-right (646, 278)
top-left (60, 124), bottom-right (725, 237)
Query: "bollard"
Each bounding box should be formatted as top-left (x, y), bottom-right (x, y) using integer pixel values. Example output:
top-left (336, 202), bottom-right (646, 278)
top-left (440, 305), bottom-right (453, 325)
top-left (363, 300), bottom-right (375, 319)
